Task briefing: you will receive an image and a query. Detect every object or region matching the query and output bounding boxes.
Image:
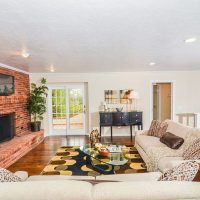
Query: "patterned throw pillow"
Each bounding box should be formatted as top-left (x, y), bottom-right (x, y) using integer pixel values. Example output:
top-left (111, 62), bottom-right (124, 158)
top-left (0, 168), bottom-right (22, 182)
top-left (183, 138), bottom-right (200, 160)
top-left (148, 120), bottom-right (168, 138)
top-left (158, 161), bottom-right (199, 181)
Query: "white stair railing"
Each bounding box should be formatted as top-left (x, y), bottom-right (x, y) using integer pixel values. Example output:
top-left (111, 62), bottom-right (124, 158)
top-left (176, 113), bottom-right (200, 128)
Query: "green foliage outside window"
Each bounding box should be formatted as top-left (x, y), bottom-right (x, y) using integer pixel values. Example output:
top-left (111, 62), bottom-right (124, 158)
top-left (52, 89), bottom-right (83, 119)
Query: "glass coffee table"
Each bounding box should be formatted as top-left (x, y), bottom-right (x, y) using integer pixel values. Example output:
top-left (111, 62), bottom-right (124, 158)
top-left (80, 144), bottom-right (129, 174)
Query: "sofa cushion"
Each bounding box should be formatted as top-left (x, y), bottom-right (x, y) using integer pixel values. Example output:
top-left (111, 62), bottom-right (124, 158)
top-left (93, 181), bottom-right (200, 200)
top-left (160, 132), bottom-right (184, 149)
top-left (158, 157), bottom-right (183, 172)
top-left (0, 168), bottom-right (22, 182)
top-left (148, 120), bottom-right (168, 138)
top-left (158, 161), bottom-right (199, 181)
top-left (0, 180), bottom-right (93, 200)
top-left (165, 120), bottom-right (192, 139)
top-left (183, 138), bottom-right (200, 160)
top-left (135, 135), bottom-right (166, 153)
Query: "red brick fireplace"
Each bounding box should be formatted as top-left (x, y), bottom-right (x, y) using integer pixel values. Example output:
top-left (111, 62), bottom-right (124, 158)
top-left (0, 67), bottom-right (30, 136)
top-left (0, 66), bottom-right (44, 168)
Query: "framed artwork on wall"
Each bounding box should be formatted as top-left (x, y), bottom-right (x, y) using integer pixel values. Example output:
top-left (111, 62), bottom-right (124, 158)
top-left (120, 89), bottom-right (133, 104)
top-left (104, 90), bottom-right (119, 104)
top-left (104, 89), bottom-right (133, 104)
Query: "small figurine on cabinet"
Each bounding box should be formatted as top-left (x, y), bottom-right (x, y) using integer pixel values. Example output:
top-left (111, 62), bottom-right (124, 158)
top-left (89, 129), bottom-right (101, 147)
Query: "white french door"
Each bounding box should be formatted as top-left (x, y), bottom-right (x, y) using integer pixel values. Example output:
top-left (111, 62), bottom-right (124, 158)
top-left (48, 83), bottom-right (86, 135)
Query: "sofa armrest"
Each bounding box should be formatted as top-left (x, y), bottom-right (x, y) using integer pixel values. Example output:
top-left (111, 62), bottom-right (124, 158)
top-left (164, 159), bottom-right (200, 172)
top-left (135, 130), bottom-right (148, 136)
top-left (14, 171), bottom-right (28, 181)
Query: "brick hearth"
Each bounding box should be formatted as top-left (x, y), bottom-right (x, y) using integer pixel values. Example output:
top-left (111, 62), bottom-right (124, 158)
top-left (0, 130), bottom-right (44, 168)
top-left (0, 66), bottom-right (44, 168)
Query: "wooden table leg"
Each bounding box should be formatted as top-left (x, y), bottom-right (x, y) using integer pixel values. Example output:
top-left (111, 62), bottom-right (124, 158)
top-left (111, 126), bottom-right (113, 141)
top-left (130, 125), bottom-right (132, 140)
top-left (100, 125), bottom-right (101, 137)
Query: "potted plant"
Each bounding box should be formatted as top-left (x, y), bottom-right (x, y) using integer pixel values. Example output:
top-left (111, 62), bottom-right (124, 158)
top-left (28, 78), bottom-right (48, 132)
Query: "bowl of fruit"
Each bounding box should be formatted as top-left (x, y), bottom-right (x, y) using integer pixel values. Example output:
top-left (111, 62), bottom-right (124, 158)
top-left (98, 147), bottom-right (109, 157)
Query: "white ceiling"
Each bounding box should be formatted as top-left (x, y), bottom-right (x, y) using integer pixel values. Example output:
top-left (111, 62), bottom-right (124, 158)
top-left (0, 0), bottom-right (200, 73)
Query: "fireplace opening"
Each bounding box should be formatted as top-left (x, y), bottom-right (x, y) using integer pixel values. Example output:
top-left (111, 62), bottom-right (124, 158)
top-left (0, 113), bottom-right (15, 143)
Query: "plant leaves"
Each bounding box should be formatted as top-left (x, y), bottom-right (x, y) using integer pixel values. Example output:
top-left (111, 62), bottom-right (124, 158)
top-left (28, 78), bottom-right (48, 122)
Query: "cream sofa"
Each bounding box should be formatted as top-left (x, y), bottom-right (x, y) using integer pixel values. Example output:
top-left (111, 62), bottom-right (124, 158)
top-left (0, 179), bottom-right (200, 200)
top-left (1, 159), bottom-right (200, 199)
top-left (135, 120), bottom-right (200, 172)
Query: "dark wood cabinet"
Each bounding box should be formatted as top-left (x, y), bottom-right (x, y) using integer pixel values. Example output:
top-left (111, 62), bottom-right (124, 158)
top-left (99, 113), bottom-right (112, 126)
top-left (129, 112), bottom-right (142, 125)
top-left (112, 112), bottom-right (123, 126)
top-left (99, 111), bottom-right (143, 140)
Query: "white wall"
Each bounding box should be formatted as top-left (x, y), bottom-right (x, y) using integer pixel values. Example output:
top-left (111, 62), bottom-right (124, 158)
top-left (30, 71), bottom-right (200, 136)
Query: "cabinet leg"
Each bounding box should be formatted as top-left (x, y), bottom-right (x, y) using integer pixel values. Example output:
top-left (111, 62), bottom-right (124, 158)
top-left (111, 126), bottom-right (113, 141)
top-left (100, 126), bottom-right (101, 137)
top-left (130, 125), bottom-right (132, 140)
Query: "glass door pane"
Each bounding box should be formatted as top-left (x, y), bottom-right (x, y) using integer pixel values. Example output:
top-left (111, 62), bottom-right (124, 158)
top-left (68, 88), bottom-right (84, 130)
top-left (49, 84), bottom-right (86, 135)
top-left (52, 89), bottom-right (66, 130)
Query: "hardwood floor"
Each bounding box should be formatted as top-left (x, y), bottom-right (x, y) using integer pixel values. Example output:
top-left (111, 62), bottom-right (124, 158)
top-left (8, 135), bottom-right (134, 176)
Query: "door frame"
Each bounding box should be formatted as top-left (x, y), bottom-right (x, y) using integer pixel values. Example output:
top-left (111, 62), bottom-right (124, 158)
top-left (152, 84), bottom-right (161, 121)
top-left (48, 85), bottom-right (66, 136)
top-left (47, 83), bottom-right (88, 136)
top-left (150, 80), bottom-right (175, 121)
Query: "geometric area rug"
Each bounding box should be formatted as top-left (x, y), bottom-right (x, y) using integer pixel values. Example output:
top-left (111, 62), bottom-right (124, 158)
top-left (41, 146), bottom-right (147, 177)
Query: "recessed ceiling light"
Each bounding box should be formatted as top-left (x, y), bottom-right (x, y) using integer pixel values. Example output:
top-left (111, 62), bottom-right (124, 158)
top-left (149, 62), bottom-right (156, 66)
top-left (49, 65), bottom-right (55, 72)
top-left (184, 37), bottom-right (197, 43)
top-left (21, 49), bottom-right (30, 58)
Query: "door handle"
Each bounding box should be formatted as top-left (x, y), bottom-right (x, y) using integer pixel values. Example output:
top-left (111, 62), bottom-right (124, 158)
top-left (83, 105), bottom-right (86, 114)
